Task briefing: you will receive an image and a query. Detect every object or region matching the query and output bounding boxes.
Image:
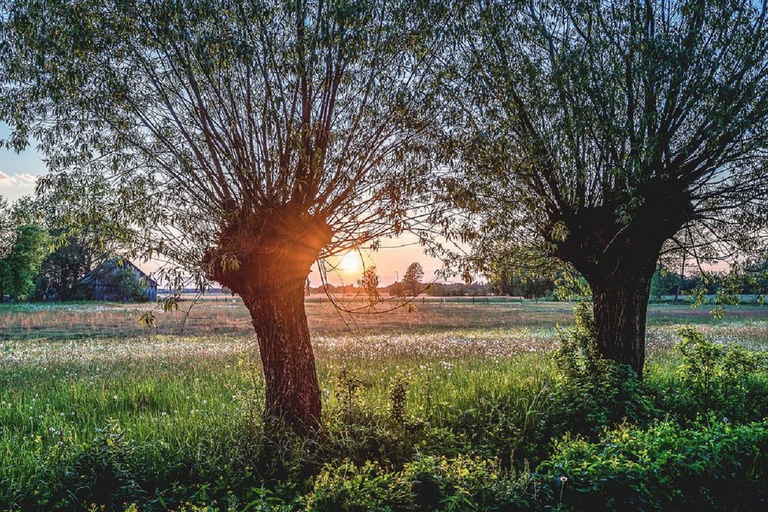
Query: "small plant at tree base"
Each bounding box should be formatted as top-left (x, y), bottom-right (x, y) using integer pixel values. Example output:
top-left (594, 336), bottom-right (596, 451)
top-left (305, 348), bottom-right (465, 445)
top-left (548, 302), bottom-right (656, 438)
top-left (334, 367), bottom-right (364, 425)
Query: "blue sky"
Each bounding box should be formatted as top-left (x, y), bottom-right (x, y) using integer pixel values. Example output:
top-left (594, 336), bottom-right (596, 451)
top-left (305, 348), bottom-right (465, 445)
top-left (0, 123), bottom-right (46, 203)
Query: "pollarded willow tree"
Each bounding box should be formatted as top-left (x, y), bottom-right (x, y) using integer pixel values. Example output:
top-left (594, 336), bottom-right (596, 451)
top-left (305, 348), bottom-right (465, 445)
top-left (0, 0), bottom-right (443, 428)
top-left (443, 0), bottom-right (768, 377)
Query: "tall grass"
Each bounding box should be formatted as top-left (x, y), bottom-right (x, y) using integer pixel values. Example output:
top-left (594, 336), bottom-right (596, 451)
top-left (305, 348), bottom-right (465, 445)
top-left (2, 302), bottom-right (768, 510)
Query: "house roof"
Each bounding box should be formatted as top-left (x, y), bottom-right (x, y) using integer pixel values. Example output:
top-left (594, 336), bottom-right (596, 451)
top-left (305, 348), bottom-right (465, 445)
top-left (79, 258), bottom-right (158, 287)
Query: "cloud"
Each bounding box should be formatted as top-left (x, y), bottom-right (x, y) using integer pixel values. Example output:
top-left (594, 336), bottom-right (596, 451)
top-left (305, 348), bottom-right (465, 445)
top-left (0, 171), bottom-right (39, 187)
top-left (0, 171), bottom-right (41, 202)
top-left (16, 173), bottom-right (38, 184)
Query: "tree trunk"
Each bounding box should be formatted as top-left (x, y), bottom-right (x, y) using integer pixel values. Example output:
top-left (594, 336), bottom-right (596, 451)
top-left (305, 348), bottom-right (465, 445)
top-left (204, 207), bottom-right (332, 432)
top-left (555, 194), bottom-right (694, 380)
top-left (242, 278), bottom-right (321, 430)
top-left (587, 258), bottom-right (656, 379)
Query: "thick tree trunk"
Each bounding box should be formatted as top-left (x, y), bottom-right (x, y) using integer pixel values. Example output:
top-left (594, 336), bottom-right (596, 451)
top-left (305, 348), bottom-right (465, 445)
top-left (204, 206), bottom-right (332, 432)
top-left (242, 278), bottom-right (321, 430)
top-left (587, 258), bottom-right (657, 379)
top-left (554, 192), bottom-right (694, 380)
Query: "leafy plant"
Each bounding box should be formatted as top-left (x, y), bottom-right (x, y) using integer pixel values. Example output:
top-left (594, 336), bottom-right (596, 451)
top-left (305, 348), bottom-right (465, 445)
top-left (304, 454), bottom-right (532, 512)
top-left (547, 303), bottom-right (656, 438)
top-left (539, 418), bottom-right (768, 511)
top-left (670, 327), bottom-right (766, 421)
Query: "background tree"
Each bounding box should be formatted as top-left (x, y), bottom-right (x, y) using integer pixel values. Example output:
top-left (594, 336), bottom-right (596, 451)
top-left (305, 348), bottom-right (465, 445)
top-left (358, 266), bottom-right (381, 307)
top-left (401, 262), bottom-right (425, 296)
top-left (649, 264), bottom-right (680, 303)
top-left (31, 175), bottom-right (133, 301)
top-left (0, 201), bottom-right (49, 300)
top-left (443, 0), bottom-right (768, 376)
top-left (1, 0), bottom-right (442, 429)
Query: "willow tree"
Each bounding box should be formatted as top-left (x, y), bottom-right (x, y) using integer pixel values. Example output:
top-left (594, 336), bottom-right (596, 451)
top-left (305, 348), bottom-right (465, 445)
top-left (444, 0), bottom-right (768, 376)
top-left (0, 0), bottom-right (441, 428)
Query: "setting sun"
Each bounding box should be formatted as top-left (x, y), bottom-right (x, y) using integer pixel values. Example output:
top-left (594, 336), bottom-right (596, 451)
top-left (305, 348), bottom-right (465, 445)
top-left (338, 251), bottom-right (362, 273)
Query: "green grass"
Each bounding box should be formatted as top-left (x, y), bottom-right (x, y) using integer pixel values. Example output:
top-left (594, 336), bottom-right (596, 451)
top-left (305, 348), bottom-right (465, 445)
top-left (2, 301), bottom-right (768, 511)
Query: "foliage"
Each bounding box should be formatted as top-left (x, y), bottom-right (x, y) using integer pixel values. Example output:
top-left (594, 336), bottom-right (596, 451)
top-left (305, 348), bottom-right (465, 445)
top-left (0, 195), bottom-right (13, 258)
top-left (0, 0), bottom-right (447, 426)
top-left (540, 418), bottom-right (768, 512)
top-left (649, 264), bottom-right (681, 302)
top-left (548, 303), bottom-right (657, 438)
top-left (659, 327), bottom-right (768, 422)
top-left (0, 223), bottom-right (50, 300)
top-left (437, 0), bottom-right (768, 374)
top-left (58, 420), bottom-right (149, 510)
top-left (0, 0), bottom-right (444, 281)
top-left (401, 262), bottom-right (425, 297)
top-left (2, 303), bottom-right (768, 510)
top-left (115, 268), bottom-right (149, 303)
top-left (30, 175), bottom-right (132, 302)
top-left (304, 454), bottom-right (531, 512)
top-left (32, 234), bottom-right (97, 301)
top-left (357, 267), bottom-right (382, 308)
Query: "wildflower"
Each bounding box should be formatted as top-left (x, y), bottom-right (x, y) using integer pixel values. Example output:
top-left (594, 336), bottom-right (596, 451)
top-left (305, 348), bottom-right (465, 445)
top-left (560, 476), bottom-right (568, 484)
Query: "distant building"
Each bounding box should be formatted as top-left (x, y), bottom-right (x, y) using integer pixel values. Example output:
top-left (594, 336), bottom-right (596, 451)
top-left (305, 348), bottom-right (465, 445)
top-left (79, 259), bottom-right (158, 302)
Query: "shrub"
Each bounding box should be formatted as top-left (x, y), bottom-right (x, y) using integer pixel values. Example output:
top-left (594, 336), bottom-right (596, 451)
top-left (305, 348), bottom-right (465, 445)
top-left (303, 454), bottom-right (532, 512)
top-left (655, 327), bottom-right (768, 423)
top-left (55, 420), bottom-right (148, 511)
top-left (538, 418), bottom-right (768, 511)
top-left (546, 302), bottom-right (656, 439)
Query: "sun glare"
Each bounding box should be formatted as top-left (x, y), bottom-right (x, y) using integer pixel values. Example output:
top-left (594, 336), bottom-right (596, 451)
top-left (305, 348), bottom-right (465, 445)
top-left (338, 251), bottom-right (362, 273)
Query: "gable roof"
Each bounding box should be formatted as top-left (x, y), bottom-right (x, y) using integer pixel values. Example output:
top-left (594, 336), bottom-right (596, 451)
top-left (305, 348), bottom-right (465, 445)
top-left (79, 258), bottom-right (158, 287)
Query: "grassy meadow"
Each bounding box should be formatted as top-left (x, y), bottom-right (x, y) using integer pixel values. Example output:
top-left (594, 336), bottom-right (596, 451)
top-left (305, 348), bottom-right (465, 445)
top-left (2, 300), bottom-right (768, 511)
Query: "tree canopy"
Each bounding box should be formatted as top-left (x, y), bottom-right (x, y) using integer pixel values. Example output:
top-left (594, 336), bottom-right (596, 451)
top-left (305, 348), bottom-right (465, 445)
top-left (0, 0), bottom-right (444, 428)
top-left (440, 0), bottom-right (768, 375)
top-left (0, 197), bottom-right (49, 300)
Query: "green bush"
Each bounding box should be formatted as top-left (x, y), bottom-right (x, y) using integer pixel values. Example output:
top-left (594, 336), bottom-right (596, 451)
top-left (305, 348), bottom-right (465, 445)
top-left (54, 420), bottom-right (148, 511)
top-left (116, 269), bottom-right (149, 302)
top-left (654, 327), bottom-right (768, 423)
top-left (539, 418), bottom-right (768, 511)
top-left (303, 454), bottom-right (532, 511)
top-left (546, 302), bottom-right (657, 439)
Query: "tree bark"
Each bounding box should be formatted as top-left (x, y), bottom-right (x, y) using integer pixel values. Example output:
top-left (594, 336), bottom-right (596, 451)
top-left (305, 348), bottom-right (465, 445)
top-left (587, 258), bottom-right (657, 378)
top-left (242, 278), bottom-right (321, 430)
top-left (204, 207), bottom-right (332, 432)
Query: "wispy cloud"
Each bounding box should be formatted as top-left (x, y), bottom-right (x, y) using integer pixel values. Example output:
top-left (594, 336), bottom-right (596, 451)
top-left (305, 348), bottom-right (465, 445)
top-left (0, 170), bottom-right (38, 187)
top-left (0, 170), bottom-right (40, 201)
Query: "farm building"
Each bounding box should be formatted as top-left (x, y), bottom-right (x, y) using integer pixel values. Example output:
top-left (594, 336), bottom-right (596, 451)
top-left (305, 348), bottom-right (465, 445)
top-left (78, 259), bottom-right (158, 302)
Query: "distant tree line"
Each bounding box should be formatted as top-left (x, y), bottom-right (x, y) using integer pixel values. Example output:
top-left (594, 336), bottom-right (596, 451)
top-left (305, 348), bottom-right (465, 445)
top-left (649, 260), bottom-right (768, 303)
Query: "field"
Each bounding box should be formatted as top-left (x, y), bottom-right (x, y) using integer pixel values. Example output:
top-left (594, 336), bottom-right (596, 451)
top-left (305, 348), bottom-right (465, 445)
top-left (2, 300), bottom-right (768, 511)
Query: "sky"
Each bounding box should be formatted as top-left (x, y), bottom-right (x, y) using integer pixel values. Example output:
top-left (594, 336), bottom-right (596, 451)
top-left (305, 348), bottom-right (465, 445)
top-left (0, 123), bottom-right (450, 287)
top-left (0, 124), bottom-right (44, 203)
